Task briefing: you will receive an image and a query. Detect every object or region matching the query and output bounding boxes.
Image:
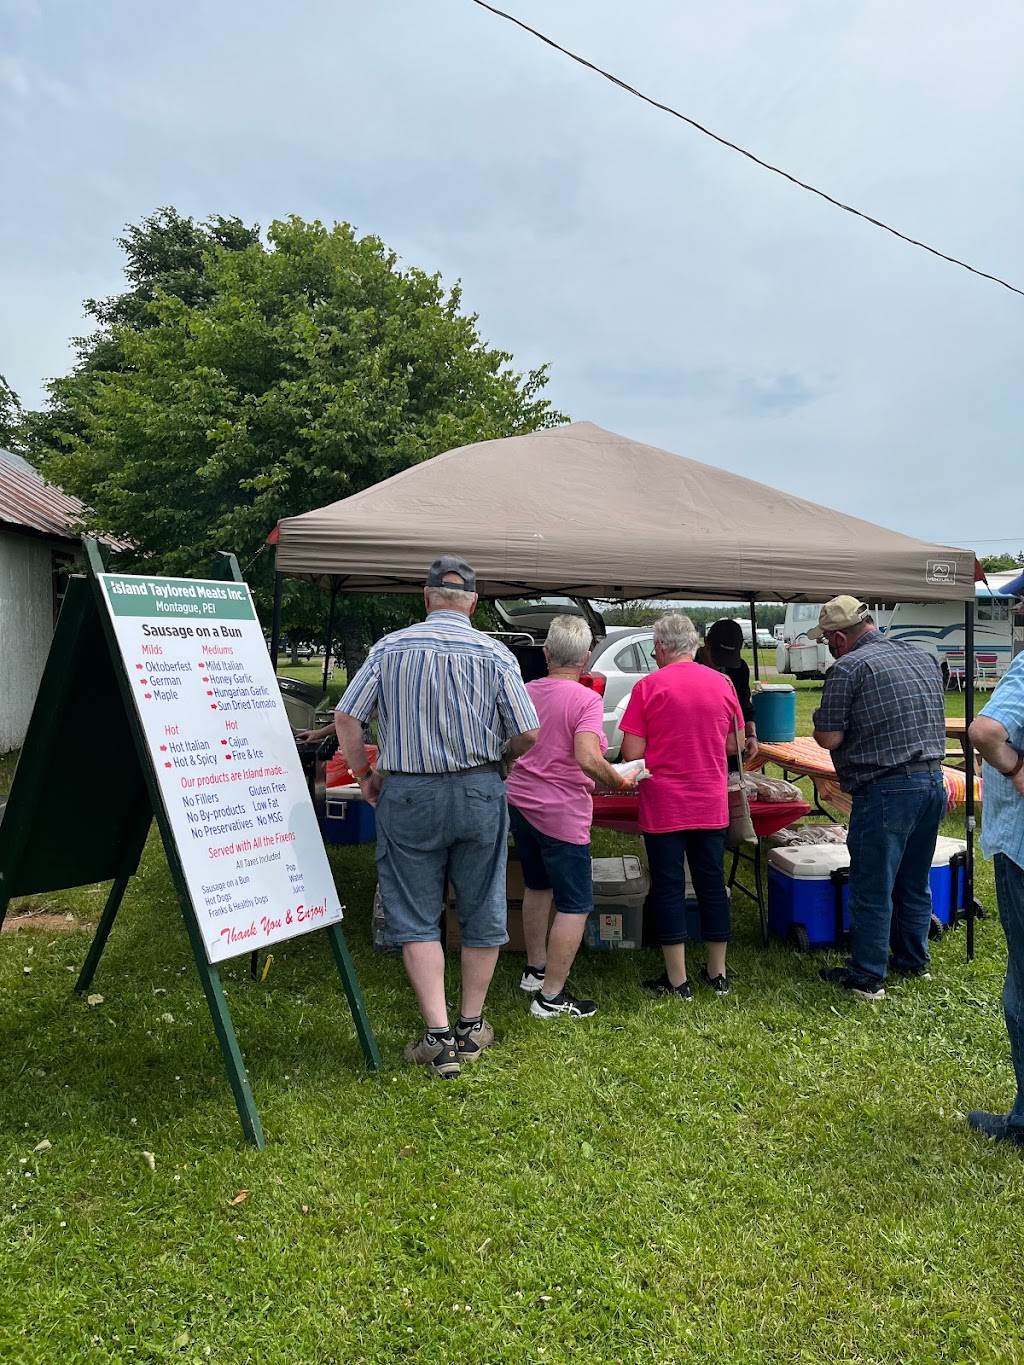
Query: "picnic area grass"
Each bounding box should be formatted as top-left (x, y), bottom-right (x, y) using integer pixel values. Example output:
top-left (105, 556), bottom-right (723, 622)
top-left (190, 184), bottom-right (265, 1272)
top-left (2, 692), bottom-right (1023, 1364)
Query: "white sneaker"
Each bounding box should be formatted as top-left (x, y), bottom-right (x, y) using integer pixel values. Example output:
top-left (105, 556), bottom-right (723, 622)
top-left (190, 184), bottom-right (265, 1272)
top-left (520, 965), bottom-right (545, 992)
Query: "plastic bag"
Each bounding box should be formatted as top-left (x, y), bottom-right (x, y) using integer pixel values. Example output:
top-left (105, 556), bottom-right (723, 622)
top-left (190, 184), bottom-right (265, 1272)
top-left (745, 772), bottom-right (804, 803)
top-left (771, 823), bottom-right (848, 846)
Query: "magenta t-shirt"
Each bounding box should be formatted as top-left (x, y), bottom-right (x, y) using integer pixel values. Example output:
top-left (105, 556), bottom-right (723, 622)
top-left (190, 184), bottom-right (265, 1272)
top-left (619, 660), bottom-right (743, 833)
top-left (506, 677), bottom-right (607, 845)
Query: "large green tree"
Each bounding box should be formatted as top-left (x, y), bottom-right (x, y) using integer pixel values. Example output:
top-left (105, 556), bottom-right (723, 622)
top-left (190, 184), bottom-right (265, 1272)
top-left (28, 210), bottom-right (565, 664)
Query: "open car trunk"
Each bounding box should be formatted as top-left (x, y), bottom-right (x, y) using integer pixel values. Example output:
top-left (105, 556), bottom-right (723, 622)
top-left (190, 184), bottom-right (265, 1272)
top-left (492, 596), bottom-right (607, 683)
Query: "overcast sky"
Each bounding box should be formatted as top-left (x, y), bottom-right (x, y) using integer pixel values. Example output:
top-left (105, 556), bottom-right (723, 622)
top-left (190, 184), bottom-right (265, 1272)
top-left (2, 0), bottom-right (1021, 552)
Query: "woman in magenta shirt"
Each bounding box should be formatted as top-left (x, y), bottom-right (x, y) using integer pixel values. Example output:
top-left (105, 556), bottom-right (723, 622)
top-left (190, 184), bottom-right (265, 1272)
top-left (620, 614), bottom-right (742, 998)
top-left (507, 615), bottom-right (637, 1021)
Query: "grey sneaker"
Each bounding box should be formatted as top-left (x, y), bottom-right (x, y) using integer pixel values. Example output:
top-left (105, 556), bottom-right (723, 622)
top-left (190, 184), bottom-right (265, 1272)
top-left (520, 965), bottom-right (546, 992)
top-left (530, 987), bottom-right (598, 1020)
top-left (403, 1032), bottom-right (460, 1078)
top-left (454, 1017), bottom-right (495, 1062)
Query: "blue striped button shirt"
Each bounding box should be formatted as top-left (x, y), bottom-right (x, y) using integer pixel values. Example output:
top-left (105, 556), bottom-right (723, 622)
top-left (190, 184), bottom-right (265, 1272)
top-left (336, 611), bottom-right (540, 774)
top-left (978, 651), bottom-right (1024, 869)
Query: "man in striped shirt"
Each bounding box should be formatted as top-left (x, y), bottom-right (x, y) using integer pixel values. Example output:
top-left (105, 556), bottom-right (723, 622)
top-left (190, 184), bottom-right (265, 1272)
top-left (335, 555), bottom-right (540, 1079)
top-left (968, 646), bottom-right (1024, 1148)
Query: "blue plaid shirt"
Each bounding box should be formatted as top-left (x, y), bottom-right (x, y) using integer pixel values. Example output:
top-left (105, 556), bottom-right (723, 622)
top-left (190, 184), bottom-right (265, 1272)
top-left (978, 652), bottom-right (1024, 869)
top-left (813, 629), bottom-right (946, 793)
top-left (337, 611), bottom-right (539, 774)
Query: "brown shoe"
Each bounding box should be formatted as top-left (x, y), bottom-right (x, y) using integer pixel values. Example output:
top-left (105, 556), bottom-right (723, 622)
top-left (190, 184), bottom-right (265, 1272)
top-left (403, 1032), bottom-right (460, 1078)
top-left (454, 1017), bottom-right (495, 1062)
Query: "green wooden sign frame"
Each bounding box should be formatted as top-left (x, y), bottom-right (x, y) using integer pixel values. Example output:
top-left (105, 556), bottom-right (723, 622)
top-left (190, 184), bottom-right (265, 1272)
top-left (0, 541), bottom-right (379, 1148)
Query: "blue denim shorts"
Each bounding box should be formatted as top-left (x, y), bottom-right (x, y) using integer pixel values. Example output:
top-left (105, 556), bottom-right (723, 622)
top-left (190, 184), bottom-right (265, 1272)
top-left (375, 771), bottom-right (509, 948)
top-left (508, 805), bottom-right (593, 914)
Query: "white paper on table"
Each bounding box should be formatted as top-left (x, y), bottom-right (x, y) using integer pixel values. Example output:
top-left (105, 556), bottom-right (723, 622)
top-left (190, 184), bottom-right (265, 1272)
top-left (609, 760), bottom-right (649, 783)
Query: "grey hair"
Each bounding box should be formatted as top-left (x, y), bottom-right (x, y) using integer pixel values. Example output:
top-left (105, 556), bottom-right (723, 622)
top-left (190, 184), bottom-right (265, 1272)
top-left (653, 613), bottom-right (699, 659)
top-left (425, 584), bottom-right (476, 611)
top-left (545, 615), bottom-right (593, 668)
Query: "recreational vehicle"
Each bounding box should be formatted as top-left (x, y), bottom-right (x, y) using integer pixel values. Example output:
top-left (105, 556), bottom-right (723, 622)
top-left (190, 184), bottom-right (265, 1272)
top-left (775, 602), bottom-right (892, 680)
top-left (884, 574), bottom-right (1018, 682)
top-left (775, 574), bottom-right (1021, 681)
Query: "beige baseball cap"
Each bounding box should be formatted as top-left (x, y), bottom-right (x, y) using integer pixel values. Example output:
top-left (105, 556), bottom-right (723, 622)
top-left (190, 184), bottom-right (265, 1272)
top-left (807, 595), bottom-right (870, 639)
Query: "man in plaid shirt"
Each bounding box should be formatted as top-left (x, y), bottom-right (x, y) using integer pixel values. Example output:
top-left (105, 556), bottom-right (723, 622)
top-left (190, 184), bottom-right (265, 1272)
top-left (811, 595), bottom-right (947, 1000)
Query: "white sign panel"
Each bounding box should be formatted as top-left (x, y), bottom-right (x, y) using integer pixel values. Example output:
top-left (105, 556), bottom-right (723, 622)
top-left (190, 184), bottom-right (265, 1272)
top-left (97, 574), bottom-right (343, 963)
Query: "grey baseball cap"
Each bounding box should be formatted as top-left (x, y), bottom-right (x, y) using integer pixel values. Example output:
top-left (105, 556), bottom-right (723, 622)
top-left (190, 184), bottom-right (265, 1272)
top-left (425, 554), bottom-right (477, 592)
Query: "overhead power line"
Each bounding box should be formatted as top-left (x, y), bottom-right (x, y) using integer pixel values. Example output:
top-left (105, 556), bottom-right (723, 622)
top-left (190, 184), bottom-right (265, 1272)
top-left (469, 0), bottom-right (1024, 300)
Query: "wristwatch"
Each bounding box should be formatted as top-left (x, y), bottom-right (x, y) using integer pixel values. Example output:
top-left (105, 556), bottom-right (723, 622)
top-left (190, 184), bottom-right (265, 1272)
top-left (1006, 752), bottom-right (1024, 779)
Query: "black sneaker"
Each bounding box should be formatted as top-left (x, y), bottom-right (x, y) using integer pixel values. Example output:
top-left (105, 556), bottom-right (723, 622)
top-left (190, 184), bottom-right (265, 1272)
top-left (819, 965), bottom-right (885, 1002)
top-left (967, 1110), bottom-right (1024, 1147)
top-left (520, 965), bottom-right (546, 993)
top-left (530, 987), bottom-right (598, 1020)
top-left (642, 971), bottom-right (694, 1001)
top-left (888, 961), bottom-right (933, 981)
top-left (700, 966), bottom-right (730, 996)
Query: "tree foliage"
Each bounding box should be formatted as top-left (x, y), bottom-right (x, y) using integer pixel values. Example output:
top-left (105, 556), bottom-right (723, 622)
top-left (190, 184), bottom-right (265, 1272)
top-left (27, 209), bottom-right (565, 657)
top-left (980, 552), bottom-right (1024, 572)
top-left (0, 374), bottom-right (22, 452)
top-left (602, 601), bottom-right (785, 634)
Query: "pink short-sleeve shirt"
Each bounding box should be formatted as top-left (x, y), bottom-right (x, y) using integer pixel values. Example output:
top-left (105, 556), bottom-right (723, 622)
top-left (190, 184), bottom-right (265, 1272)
top-left (619, 660), bottom-right (743, 833)
top-left (506, 677), bottom-right (607, 844)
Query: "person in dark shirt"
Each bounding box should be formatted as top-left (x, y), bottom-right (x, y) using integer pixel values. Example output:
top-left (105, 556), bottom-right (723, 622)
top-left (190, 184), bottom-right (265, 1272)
top-left (811, 595), bottom-right (946, 1001)
top-left (696, 619), bottom-right (757, 766)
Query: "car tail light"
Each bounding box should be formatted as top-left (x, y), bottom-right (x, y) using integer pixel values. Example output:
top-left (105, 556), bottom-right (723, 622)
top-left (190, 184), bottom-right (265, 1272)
top-left (579, 671), bottom-right (606, 697)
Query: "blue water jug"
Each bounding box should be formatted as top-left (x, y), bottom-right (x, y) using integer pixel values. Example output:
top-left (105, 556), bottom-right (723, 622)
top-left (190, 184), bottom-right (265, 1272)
top-left (752, 686), bottom-right (796, 743)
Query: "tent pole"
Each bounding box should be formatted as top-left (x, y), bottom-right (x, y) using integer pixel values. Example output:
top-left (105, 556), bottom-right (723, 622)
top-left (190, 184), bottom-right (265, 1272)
top-left (270, 565), bottom-right (284, 667)
top-left (749, 596), bottom-right (760, 683)
top-left (323, 579), bottom-right (339, 692)
top-left (963, 598), bottom-right (976, 962)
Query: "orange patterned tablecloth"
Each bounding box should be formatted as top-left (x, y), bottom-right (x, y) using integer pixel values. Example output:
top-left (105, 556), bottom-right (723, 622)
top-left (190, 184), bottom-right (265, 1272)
top-left (748, 737), bottom-right (980, 817)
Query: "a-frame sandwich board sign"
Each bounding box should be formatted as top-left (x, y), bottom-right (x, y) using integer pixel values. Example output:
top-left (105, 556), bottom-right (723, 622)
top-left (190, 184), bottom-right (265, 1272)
top-left (0, 540), bottom-right (379, 1148)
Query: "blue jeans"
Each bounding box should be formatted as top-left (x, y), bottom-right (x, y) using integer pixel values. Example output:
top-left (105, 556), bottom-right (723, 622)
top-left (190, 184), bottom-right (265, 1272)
top-left (994, 854), bottom-right (1024, 1130)
top-left (508, 806), bottom-right (593, 913)
top-left (375, 771), bottom-right (510, 947)
top-left (643, 828), bottom-right (730, 946)
top-left (845, 769), bottom-right (946, 985)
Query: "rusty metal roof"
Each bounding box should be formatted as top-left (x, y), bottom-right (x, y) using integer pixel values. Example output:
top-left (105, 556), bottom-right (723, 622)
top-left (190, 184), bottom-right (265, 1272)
top-left (0, 448), bottom-right (102, 544)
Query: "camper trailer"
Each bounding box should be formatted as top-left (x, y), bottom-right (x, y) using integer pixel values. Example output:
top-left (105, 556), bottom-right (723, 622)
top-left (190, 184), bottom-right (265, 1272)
top-left (775, 602), bottom-right (892, 680)
top-left (775, 576), bottom-right (1020, 681)
top-left (884, 574), bottom-right (1018, 682)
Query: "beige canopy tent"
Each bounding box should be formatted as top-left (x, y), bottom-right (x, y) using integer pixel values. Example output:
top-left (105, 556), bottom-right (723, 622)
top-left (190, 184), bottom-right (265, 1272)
top-left (272, 420), bottom-right (983, 957)
top-left (273, 421), bottom-right (976, 604)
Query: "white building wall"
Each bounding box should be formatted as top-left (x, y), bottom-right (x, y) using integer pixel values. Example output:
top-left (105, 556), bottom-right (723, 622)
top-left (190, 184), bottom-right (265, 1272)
top-left (0, 532), bottom-right (58, 753)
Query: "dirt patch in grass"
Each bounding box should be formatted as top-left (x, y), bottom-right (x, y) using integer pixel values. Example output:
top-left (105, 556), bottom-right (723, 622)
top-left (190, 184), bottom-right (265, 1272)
top-left (1, 909), bottom-right (92, 934)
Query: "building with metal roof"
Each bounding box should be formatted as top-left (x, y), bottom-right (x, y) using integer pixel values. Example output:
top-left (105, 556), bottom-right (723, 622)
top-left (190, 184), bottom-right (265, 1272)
top-left (0, 450), bottom-right (100, 751)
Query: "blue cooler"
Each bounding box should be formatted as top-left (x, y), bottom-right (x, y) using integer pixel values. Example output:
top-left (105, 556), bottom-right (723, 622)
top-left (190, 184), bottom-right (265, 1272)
top-left (322, 787), bottom-right (377, 845)
top-left (752, 685), bottom-right (796, 742)
top-left (930, 835), bottom-right (967, 928)
top-left (768, 844), bottom-right (851, 949)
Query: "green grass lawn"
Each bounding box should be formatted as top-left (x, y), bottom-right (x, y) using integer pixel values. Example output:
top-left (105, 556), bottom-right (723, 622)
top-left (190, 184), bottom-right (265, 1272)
top-left (2, 695), bottom-right (1022, 1364)
top-left (275, 658), bottom-right (347, 708)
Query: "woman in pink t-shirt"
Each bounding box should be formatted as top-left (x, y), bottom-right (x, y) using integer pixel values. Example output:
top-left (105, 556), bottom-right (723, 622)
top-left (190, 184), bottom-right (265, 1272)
top-left (507, 616), bottom-right (637, 1021)
top-left (620, 614), bottom-right (742, 998)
